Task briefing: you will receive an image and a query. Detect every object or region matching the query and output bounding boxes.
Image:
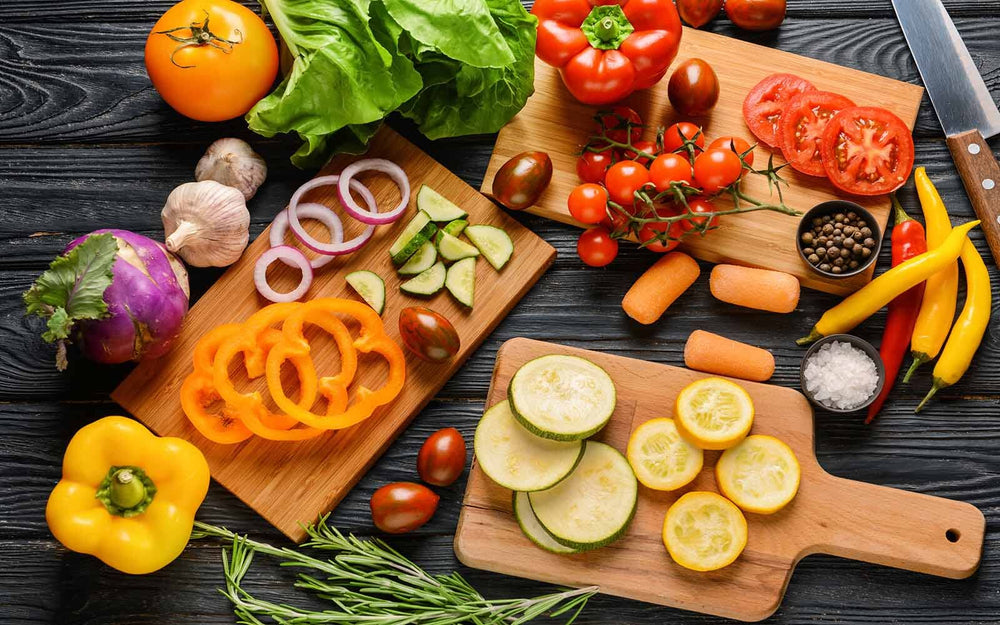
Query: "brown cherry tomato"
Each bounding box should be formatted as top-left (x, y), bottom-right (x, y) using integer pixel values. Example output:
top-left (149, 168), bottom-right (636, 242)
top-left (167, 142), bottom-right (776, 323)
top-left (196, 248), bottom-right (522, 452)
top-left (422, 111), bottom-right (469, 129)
top-left (399, 307), bottom-right (460, 363)
top-left (417, 427), bottom-right (467, 486)
top-left (725, 0), bottom-right (786, 31)
top-left (370, 482), bottom-right (440, 534)
top-left (668, 58), bottom-right (719, 117)
top-left (676, 0), bottom-right (724, 28)
top-left (491, 151), bottom-right (553, 210)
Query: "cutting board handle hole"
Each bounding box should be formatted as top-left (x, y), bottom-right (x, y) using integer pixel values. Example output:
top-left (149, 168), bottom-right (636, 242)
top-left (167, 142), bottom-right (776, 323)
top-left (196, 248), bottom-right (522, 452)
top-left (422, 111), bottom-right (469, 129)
top-left (946, 529), bottom-right (962, 543)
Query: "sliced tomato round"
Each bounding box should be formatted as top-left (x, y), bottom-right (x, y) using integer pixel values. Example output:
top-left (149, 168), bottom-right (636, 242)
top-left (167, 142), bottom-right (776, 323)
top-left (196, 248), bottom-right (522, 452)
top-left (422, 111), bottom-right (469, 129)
top-left (742, 73), bottom-right (815, 146)
top-left (820, 106), bottom-right (915, 196)
top-left (779, 91), bottom-right (856, 176)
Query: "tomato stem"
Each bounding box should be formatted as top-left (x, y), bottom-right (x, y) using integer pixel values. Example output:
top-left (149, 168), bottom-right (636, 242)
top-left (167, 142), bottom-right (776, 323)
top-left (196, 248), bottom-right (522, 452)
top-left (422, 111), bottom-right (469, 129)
top-left (154, 10), bottom-right (243, 69)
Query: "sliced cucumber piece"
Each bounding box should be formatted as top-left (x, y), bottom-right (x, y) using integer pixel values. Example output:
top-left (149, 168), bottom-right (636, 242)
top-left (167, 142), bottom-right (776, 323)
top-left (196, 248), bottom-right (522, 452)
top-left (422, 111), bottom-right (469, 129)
top-left (445, 257), bottom-right (476, 307)
top-left (400, 261), bottom-right (446, 296)
top-left (397, 241), bottom-right (437, 276)
top-left (345, 270), bottom-right (385, 314)
top-left (434, 218), bottom-right (468, 245)
top-left (465, 224), bottom-right (514, 271)
top-left (513, 491), bottom-right (579, 554)
top-left (389, 211), bottom-right (437, 265)
top-left (528, 441), bottom-right (637, 551)
top-left (474, 400), bottom-right (584, 492)
top-left (437, 232), bottom-right (480, 262)
top-left (417, 185), bottom-right (468, 222)
top-left (508, 354), bottom-right (616, 441)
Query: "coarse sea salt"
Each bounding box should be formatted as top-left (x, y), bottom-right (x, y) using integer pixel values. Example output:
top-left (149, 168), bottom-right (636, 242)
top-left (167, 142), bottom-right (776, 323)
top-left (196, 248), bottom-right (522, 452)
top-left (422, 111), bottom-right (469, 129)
top-left (803, 341), bottom-right (878, 410)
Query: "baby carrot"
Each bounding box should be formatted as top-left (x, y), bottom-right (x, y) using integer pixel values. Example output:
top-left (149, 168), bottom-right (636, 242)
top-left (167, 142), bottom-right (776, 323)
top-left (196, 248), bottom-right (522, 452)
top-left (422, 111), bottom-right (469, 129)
top-left (710, 264), bottom-right (800, 313)
top-left (684, 330), bottom-right (775, 382)
top-left (622, 252), bottom-right (700, 324)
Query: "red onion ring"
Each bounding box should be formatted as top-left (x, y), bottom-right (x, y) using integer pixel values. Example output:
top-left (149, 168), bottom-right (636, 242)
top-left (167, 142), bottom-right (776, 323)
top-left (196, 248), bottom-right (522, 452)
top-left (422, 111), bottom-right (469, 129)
top-left (254, 245), bottom-right (313, 303)
top-left (288, 175), bottom-right (376, 256)
top-left (337, 158), bottom-right (410, 225)
top-left (270, 202), bottom-right (344, 269)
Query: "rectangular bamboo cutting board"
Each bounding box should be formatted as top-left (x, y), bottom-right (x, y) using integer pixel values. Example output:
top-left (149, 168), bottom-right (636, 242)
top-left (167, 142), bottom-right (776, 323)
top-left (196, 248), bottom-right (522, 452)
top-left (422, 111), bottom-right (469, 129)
top-left (481, 27), bottom-right (925, 295)
top-left (112, 128), bottom-right (556, 542)
top-left (455, 338), bottom-right (985, 622)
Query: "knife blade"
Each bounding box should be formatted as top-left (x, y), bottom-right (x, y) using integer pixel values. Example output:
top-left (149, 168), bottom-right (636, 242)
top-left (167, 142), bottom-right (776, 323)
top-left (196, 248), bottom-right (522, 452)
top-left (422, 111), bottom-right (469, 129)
top-left (892, 0), bottom-right (1000, 266)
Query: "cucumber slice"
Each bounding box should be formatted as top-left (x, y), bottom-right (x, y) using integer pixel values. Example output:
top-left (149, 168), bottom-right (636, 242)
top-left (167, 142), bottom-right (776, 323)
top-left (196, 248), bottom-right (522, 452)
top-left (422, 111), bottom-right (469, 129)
top-left (508, 354), bottom-right (616, 441)
top-left (400, 261), bottom-right (446, 296)
top-left (474, 400), bottom-right (584, 492)
top-left (434, 218), bottom-right (468, 245)
top-left (345, 270), bottom-right (385, 314)
top-left (417, 185), bottom-right (468, 222)
top-left (437, 232), bottom-right (480, 262)
top-left (445, 257), bottom-right (476, 307)
top-left (389, 211), bottom-right (437, 265)
top-left (528, 442), bottom-right (638, 551)
top-left (513, 491), bottom-right (579, 554)
top-left (465, 225), bottom-right (514, 271)
top-left (398, 241), bottom-right (437, 276)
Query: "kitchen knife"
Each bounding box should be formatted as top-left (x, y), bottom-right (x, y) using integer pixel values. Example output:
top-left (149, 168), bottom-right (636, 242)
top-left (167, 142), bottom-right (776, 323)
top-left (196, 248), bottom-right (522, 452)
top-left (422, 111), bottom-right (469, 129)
top-left (892, 0), bottom-right (1000, 266)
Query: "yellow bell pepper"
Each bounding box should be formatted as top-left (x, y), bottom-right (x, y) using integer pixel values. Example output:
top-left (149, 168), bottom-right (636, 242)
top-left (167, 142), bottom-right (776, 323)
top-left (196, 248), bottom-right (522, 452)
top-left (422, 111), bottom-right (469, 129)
top-left (46, 416), bottom-right (210, 574)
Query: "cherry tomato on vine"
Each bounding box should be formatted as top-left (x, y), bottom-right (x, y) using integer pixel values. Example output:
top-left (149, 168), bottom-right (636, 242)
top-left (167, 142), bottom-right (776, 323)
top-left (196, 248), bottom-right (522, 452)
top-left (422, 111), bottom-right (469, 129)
top-left (576, 148), bottom-right (614, 184)
top-left (568, 184), bottom-right (609, 225)
top-left (369, 482), bottom-right (439, 534)
top-left (708, 136), bottom-right (754, 167)
top-left (687, 196), bottom-right (718, 228)
top-left (668, 58), bottom-right (720, 117)
top-left (605, 160), bottom-right (650, 207)
top-left (639, 220), bottom-right (686, 253)
top-left (577, 227), bottom-right (619, 267)
top-left (417, 428), bottom-right (466, 487)
top-left (596, 107), bottom-right (643, 144)
top-left (601, 210), bottom-right (631, 235)
top-left (693, 148), bottom-right (743, 194)
top-left (624, 140), bottom-right (660, 167)
top-left (649, 153), bottom-right (694, 191)
top-left (663, 122), bottom-right (705, 153)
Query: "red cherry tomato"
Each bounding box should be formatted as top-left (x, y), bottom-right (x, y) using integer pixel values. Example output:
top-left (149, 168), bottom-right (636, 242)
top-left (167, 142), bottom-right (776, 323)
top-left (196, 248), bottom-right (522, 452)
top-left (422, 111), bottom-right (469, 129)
top-left (417, 427), bottom-right (467, 487)
top-left (725, 0), bottom-right (786, 31)
top-left (605, 160), bottom-right (651, 206)
top-left (677, 0), bottom-right (724, 28)
top-left (624, 140), bottom-right (660, 167)
top-left (668, 58), bottom-right (720, 117)
top-left (663, 122), bottom-right (705, 153)
top-left (638, 219), bottom-right (687, 253)
top-left (369, 482), bottom-right (440, 534)
top-left (649, 153), bottom-right (694, 191)
top-left (577, 227), bottom-right (619, 267)
top-left (568, 183), bottom-right (609, 224)
top-left (596, 106), bottom-right (643, 144)
top-left (694, 148), bottom-right (744, 194)
top-left (779, 91), bottom-right (857, 176)
top-left (743, 73), bottom-right (815, 146)
top-left (576, 147), bottom-right (615, 184)
top-left (708, 136), bottom-right (754, 167)
top-left (686, 196), bottom-right (718, 228)
top-left (820, 106), bottom-right (915, 196)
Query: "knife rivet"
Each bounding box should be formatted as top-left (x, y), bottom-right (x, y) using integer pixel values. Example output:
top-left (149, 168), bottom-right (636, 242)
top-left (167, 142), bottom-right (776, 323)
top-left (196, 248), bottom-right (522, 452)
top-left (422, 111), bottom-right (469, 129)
top-left (984, 179), bottom-right (996, 190)
top-left (968, 143), bottom-right (981, 155)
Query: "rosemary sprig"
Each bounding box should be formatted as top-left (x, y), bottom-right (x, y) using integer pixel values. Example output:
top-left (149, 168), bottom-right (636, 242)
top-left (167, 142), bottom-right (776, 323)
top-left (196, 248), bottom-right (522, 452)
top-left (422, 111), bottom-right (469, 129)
top-left (193, 516), bottom-right (598, 625)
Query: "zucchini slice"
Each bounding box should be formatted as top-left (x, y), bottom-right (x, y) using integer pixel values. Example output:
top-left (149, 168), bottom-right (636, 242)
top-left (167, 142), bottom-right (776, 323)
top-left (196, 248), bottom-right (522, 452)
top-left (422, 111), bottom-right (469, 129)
top-left (400, 261), bottom-right (446, 296)
top-left (389, 211), bottom-right (437, 265)
top-left (528, 441), bottom-right (638, 551)
top-left (434, 218), bottom-right (469, 245)
top-left (437, 232), bottom-right (480, 262)
top-left (465, 224), bottom-right (514, 270)
top-left (513, 491), bottom-right (579, 554)
top-left (445, 257), bottom-right (476, 308)
top-left (474, 400), bottom-right (584, 492)
top-left (345, 270), bottom-right (385, 314)
top-left (416, 185), bottom-right (468, 222)
top-left (508, 354), bottom-right (616, 441)
top-left (397, 241), bottom-right (438, 276)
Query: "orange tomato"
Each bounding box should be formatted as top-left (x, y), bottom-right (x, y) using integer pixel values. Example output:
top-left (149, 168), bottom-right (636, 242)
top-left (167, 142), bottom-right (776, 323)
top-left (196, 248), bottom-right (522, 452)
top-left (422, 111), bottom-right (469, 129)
top-left (145, 0), bottom-right (278, 122)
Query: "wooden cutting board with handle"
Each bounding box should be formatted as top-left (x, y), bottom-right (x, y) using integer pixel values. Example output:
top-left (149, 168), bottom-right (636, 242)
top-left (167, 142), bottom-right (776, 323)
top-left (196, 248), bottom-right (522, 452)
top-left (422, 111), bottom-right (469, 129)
top-left (455, 338), bottom-right (985, 622)
top-left (481, 27), bottom-right (925, 296)
top-left (112, 128), bottom-right (555, 542)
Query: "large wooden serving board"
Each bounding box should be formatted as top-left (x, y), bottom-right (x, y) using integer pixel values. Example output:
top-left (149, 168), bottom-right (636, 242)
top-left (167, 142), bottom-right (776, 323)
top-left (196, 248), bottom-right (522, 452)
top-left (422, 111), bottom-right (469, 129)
top-left (112, 128), bottom-right (555, 542)
top-left (455, 339), bottom-right (985, 622)
top-left (481, 28), bottom-right (925, 295)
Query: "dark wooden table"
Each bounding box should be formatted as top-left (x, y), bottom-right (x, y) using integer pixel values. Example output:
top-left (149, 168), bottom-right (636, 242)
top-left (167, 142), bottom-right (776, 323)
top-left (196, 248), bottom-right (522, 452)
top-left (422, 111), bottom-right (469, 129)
top-left (2, 1), bottom-right (999, 623)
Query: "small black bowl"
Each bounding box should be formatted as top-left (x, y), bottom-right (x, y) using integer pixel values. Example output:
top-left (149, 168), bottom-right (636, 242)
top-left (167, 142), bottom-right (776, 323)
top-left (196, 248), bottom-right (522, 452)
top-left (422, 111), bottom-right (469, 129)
top-left (796, 200), bottom-right (882, 279)
top-left (799, 334), bottom-right (886, 413)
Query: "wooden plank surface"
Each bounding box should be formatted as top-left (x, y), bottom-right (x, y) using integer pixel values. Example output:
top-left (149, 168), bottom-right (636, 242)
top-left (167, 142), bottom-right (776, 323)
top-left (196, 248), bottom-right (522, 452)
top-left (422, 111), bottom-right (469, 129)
top-left (482, 29), bottom-right (924, 296)
top-left (111, 128), bottom-right (555, 541)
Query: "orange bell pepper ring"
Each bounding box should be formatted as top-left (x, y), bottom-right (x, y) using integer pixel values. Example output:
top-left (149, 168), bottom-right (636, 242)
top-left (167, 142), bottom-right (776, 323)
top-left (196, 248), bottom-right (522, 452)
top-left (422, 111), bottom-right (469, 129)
top-left (180, 323), bottom-right (253, 445)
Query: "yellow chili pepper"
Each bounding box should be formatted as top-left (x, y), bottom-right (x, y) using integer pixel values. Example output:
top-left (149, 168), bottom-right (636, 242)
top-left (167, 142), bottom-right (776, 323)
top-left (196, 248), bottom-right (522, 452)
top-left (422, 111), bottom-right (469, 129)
top-left (903, 168), bottom-right (960, 382)
top-left (797, 220), bottom-right (980, 345)
top-left (46, 416), bottom-right (210, 574)
top-left (915, 240), bottom-right (992, 412)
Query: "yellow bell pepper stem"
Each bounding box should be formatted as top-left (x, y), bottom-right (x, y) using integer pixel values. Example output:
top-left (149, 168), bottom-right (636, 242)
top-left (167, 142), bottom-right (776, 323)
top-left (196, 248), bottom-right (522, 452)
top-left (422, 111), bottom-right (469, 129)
top-left (916, 240), bottom-right (992, 412)
top-left (797, 220), bottom-right (980, 345)
top-left (904, 167), bottom-right (960, 382)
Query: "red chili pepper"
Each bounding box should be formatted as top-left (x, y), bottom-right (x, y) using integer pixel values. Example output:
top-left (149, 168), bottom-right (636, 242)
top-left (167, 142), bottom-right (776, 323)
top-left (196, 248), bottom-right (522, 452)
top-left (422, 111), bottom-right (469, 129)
top-left (866, 196), bottom-right (927, 423)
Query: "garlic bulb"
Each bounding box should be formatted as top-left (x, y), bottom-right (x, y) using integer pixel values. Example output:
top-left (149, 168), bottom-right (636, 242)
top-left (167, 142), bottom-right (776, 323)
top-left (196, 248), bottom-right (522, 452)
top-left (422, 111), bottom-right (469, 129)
top-left (162, 180), bottom-right (250, 268)
top-left (195, 138), bottom-right (267, 200)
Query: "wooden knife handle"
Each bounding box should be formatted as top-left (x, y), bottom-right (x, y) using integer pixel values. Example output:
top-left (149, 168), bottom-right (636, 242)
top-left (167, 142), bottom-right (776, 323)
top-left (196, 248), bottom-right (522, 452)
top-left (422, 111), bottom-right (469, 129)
top-left (946, 129), bottom-right (1000, 266)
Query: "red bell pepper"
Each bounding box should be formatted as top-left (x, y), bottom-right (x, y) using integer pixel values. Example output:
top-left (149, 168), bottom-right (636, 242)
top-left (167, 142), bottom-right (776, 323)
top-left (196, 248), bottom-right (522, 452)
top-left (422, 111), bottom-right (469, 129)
top-left (532, 0), bottom-right (682, 105)
top-left (866, 196), bottom-right (927, 423)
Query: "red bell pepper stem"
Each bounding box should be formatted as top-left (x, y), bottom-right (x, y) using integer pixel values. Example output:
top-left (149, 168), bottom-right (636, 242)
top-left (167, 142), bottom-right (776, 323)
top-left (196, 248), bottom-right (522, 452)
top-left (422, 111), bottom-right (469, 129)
top-left (866, 195), bottom-right (927, 424)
